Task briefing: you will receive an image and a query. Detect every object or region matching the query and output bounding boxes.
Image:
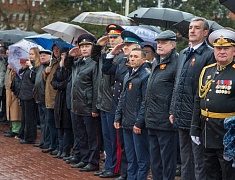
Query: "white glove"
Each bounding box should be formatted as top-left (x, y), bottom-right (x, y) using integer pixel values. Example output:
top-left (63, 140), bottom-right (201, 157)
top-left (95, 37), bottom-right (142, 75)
top-left (191, 136), bottom-right (201, 145)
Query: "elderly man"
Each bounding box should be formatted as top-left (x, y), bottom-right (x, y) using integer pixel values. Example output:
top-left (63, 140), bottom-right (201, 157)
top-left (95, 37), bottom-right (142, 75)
top-left (145, 30), bottom-right (178, 180)
top-left (190, 28), bottom-right (235, 180)
top-left (33, 50), bottom-right (51, 149)
top-left (115, 48), bottom-right (150, 180)
top-left (169, 17), bottom-right (215, 180)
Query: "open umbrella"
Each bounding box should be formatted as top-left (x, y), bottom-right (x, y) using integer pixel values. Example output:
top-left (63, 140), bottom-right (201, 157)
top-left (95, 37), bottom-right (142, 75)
top-left (219, 0), bottom-right (235, 13)
top-left (123, 26), bottom-right (158, 49)
top-left (8, 39), bottom-right (43, 75)
top-left (42, 21), bottom-right (90, 43)
top-left (173, 18), bottom-right (223, 37)
top-left (72, 11), bottom-right (136, 26)
top-left (0, 28), bottom-right (38, 44)
top-left (24, 33), bottom-right (73, 50)
top-left (128, 7), bottom-right (195, 29)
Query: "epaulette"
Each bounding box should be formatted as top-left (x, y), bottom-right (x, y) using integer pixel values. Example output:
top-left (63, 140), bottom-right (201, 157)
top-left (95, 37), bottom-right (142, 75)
top-left (203, 63), bottom-right (217, 70)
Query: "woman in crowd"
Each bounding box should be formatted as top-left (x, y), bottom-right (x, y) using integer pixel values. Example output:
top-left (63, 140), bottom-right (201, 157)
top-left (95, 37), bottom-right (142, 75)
top-left (18, 47), bottom-right (40, 144)
top-left (51, 48), bottom-right (73, 158)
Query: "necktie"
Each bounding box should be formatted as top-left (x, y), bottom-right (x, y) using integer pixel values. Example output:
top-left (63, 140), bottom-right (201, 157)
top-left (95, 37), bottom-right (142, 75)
top-left (131, 69), bottom-right (135, 76)
top-left (190, 47), bottom-right (194, 53)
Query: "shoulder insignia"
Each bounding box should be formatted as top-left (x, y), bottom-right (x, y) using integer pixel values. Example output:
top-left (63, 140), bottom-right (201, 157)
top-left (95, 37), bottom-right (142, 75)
top-left (203, 63), bottom-right (217, 70)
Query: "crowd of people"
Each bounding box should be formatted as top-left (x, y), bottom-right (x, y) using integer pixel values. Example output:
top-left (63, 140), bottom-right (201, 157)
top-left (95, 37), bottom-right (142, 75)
top-left (0, 16), bottom-right (235, 180)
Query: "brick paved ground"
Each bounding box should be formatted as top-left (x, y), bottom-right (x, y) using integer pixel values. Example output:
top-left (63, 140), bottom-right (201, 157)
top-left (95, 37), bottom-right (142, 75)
top-left (0, 122), bottom-right (106, 180)
top-left (0, 121), bottom-right (180, 180)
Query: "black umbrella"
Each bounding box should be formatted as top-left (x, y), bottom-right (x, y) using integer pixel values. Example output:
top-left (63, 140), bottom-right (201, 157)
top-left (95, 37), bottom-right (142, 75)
top-left (0, 28), bottom-right (37, 44)
top-left (173, 18), bottom-right (223, 37)
top-left (219, 0), bottom-right (235, 13)
top-left (128, 7), bottom-right (195, 29)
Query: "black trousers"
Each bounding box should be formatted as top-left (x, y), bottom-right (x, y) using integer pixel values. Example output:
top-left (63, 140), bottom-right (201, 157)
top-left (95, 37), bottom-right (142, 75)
top-left (205, 148), bottom-right (235, 180)
top-left (76, 115), bottom-right (100, 166)
top-left (18, 99), bottom-right (37, 142)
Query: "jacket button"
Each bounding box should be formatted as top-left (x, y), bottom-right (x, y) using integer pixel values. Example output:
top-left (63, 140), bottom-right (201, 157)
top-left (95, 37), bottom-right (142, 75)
top-left (118, 90), bottom-right (120, 92)
top-left (113, 94), bottom-right (115, 96)
top-left (119, 83), bottom-right (122, 85)
top-left (206, 99), bottom-right (209, 101)
top-left (115, 81), bottom-right (116, 83)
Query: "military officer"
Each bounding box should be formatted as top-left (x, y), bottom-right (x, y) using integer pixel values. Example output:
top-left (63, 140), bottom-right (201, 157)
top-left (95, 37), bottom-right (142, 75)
top-left (190, 28), bottom-right (235, 180)
top-left (102, 30), bottom-right (144, 180)
top-left (91, 24), bottom-right (124, 178)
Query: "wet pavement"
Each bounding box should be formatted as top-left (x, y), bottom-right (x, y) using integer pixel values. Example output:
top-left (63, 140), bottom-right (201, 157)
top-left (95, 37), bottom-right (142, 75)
top-left (0, 121), bottom-right (181, 180)
top-left (0, 122), bottom-right (106, 180)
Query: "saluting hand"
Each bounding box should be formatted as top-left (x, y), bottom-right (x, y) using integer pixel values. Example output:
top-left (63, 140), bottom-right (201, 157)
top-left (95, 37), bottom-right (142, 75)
top-left (110, 43), bottom-right (124, 55)
top-left (97, 36), bottom-right (109, 47)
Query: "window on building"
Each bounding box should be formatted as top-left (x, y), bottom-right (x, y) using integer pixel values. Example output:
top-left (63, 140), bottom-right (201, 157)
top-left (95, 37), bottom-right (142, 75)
top-left (9, 0), bottom-right (13, 4)
top-left (17, 0), bottom-right (21, 4)
top-left (32, 0), bottom-right (35, 6)
top-left (2, 0), bottom-right (5, 3)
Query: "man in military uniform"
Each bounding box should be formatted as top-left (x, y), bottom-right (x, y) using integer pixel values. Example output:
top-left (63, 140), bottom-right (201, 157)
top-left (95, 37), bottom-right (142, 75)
top-left (114, 48), bottom-right (150, 180)
top-left (91, 24), bottom-right (124, 178)
top-left (145, 30), bottom-right (178, 180)
top-left (102, 30), bottom-right (144, 180)
top-left (190, 28), bottom-right (235, 180)
top-left (69, 34), bottom-right (100, 172)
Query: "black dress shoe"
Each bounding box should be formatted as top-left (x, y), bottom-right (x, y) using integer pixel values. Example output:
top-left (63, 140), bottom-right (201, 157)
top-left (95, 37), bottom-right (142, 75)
top-left (50, 150), bottom-right (59, 155)
top-left (42, 149), bottom-right (54, 153)
top-left (40, 145), bottom-right (49, 149)
top-left (53, 151), bottom-right (62, 158)
top-left (4, 132), bottom-right (17, 137)
top-left (99, 171), bottom-right (120, 178)
top-left (79, 163), bottom-right (99, 172)
top-left (4, 130), bottom-right (11, 134)
top-left (66, 157), bottom-right (79, 164)
top-left (63, 155), bottom-right (73, 161)
top-left (20, 139), bottom-right (35, 144)
top-left (59, 152), bottom-right (69, 159)
top-left (33, 143), bottom-right (43, 147)
top-left (71, 162), bottom-right (87, 168)
top-left (94, 170), bottom-right (106, 176)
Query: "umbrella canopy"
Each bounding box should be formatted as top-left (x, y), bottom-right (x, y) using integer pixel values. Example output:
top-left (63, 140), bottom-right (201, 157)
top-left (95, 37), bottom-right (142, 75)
top-left (219, 0), bottom-right (235, 13)
top-left (0, 28), bottom-right (38, 44)
top-left (173, 18), bottom-right (223, 37)
top-left (128, 7), bottom-right (195, 29)
top-left (42, 21), bottom-right (90, 43)
top-left (123, 26), bottom-right (158, 49)
top-left (24, 33), bottom-right (73, 50)
top-left (72, 11), bottom-right (136, 26)
top-left (8, 39), bottom-right (43, 75)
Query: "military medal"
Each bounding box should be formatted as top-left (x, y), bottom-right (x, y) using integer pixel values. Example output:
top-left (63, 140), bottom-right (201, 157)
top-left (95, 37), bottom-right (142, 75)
top-left (129, 82), bottom-right (133, 90)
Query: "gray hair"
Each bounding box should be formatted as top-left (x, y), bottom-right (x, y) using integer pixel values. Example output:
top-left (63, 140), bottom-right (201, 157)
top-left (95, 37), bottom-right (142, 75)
top-left (191, 17), bottom-right (209, 30)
